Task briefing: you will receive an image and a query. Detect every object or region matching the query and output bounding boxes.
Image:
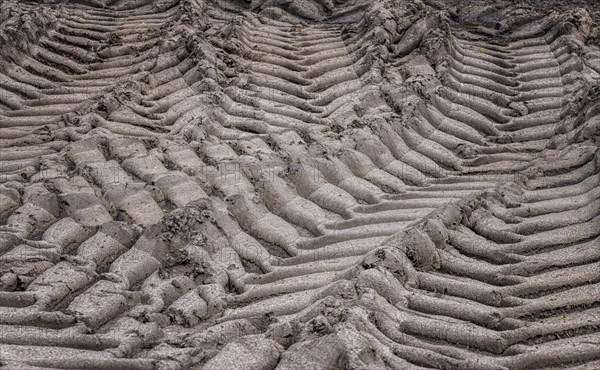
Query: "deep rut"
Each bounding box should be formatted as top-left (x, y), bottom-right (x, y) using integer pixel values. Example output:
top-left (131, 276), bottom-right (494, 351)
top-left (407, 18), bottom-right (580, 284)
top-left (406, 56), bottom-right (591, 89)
top-left (0, 0), bottom-right (599, 369)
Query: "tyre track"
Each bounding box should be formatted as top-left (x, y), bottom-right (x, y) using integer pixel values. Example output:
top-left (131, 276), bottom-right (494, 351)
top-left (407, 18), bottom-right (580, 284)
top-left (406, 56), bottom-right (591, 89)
top-left (0, 1), bottom-right (599, 369)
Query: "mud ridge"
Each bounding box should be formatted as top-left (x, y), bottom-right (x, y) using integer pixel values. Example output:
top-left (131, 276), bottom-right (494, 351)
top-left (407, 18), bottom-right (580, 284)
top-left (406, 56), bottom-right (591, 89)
top-left (0, 0), bottom-right (599, 369)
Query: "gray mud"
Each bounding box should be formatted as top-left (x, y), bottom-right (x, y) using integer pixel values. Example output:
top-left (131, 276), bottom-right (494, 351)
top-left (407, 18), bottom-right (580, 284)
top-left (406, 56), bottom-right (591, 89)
top-left (0, 0), bottom-right (599, 369)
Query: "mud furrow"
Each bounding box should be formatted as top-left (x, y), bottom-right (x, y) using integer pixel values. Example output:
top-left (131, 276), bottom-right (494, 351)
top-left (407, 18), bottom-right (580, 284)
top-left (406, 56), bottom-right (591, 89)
top-left (1, 0), bottom-right (599, 369)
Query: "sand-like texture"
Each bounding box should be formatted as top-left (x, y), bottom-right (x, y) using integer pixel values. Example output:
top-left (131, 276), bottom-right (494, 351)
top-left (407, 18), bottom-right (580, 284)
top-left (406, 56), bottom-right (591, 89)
top-left (0, 0), bottom-right (599, 368)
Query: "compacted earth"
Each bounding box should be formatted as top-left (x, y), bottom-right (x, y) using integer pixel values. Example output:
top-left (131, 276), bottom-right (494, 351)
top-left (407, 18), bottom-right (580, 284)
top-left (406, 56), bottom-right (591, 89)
top-left (0, 0), bottom-right (599, 368)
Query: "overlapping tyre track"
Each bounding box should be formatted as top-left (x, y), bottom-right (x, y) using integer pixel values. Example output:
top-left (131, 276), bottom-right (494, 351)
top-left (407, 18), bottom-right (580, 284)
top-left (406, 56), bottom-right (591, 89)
top-left (0, 0), bottom-right (599, 369)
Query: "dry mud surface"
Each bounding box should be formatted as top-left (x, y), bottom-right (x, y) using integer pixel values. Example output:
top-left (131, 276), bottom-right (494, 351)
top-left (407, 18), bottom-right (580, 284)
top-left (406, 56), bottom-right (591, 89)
top-left (1, 0), bottom-right (600, 368)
